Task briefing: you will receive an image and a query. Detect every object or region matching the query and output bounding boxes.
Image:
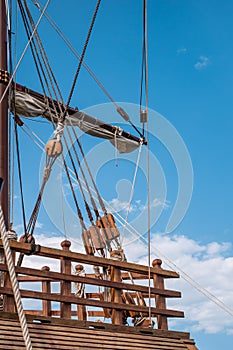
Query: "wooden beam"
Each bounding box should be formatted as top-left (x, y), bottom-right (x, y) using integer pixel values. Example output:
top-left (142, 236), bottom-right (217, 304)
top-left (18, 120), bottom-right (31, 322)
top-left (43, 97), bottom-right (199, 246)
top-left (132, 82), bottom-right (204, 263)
top-left (41, 266), bottom-right (51, 317)
top-left (110, 252), bottom-right (123, 325)
top-left (0, 240), bottom-right (179, 278)
top-left (0, 263), bottom-right (181, 298)
top-left (0, 287), bottom-right (184, 318)
top-left (153, 259), bottom-right (168, 330)
top-left (60, 240), bottom-right (71, 318)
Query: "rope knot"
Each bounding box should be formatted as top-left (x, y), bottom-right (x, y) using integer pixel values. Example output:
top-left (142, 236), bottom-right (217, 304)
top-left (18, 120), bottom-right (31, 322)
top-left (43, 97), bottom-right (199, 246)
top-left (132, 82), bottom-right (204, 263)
top-left (54, 122), bottom-right (64, 141)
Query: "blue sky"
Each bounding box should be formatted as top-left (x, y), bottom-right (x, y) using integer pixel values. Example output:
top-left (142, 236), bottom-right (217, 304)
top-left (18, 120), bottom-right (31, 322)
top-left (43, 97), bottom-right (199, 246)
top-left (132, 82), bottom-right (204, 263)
top-left (9, 1), bottom-right (233, 349)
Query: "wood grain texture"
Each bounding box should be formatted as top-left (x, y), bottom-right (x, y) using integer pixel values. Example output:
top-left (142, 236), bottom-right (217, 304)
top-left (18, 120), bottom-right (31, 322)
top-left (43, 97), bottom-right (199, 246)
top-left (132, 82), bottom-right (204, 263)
top-left (0, 313), bottom-right (198, 350)
top-left (0, 240), bottom-right (179, 278)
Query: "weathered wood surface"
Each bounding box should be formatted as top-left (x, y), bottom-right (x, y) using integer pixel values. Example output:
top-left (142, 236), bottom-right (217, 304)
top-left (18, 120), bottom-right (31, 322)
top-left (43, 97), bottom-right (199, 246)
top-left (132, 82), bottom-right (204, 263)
top-left (0, 263), bottom-right (181, 298)
top-left (0, 286), bottom-right (184, 318)
top-left (60, 240), bottom-right (72, 318)
top-left (0, 312), bottom-right (190, 338)
top-left (153, 259), bottom-right (168, 330)
top-left (0, 313), bottom-right (198, 350)
top-left (0, 239), bottom-right (179, 278)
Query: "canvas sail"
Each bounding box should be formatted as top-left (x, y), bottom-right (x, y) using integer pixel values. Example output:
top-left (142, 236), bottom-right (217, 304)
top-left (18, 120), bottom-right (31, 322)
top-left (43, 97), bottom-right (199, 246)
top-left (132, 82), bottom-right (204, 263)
top-left (10, 87), bottom-right (142, 153)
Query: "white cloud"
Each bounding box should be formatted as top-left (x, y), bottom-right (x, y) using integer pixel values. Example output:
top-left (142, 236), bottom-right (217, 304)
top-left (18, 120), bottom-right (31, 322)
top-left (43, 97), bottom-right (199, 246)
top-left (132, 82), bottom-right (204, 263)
top-left (139, 198), bottom-right (170, 211)
top-left (123, 233), bottom-right (233, 334)
top-left (35, 221), bottom-right (44, 229)
top-left (194, 56), bottom-right (210, 70)
top-left (177, 47), bottom-right (187, 55)
top-left (108, 197), bottom-right (168, 214)
top-left (109, 198), bottom-right (131, 213)
top-left (16, 227), bottom-right (233, 335)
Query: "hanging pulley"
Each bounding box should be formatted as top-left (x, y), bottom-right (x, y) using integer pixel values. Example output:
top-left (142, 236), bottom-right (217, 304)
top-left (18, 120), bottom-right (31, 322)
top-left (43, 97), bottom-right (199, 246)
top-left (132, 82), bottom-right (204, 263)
top-left (45, 138), bottom-right (63, 158)
top-left (97, 213), bottom-right (121, 250)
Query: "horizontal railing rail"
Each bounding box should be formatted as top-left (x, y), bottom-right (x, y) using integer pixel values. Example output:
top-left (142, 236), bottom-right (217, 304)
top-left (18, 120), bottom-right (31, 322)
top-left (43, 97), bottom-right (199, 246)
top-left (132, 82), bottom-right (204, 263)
top-left (0, 239), bottom-right (183, 330)
top-left (0, 240), bottom-right (179, 278)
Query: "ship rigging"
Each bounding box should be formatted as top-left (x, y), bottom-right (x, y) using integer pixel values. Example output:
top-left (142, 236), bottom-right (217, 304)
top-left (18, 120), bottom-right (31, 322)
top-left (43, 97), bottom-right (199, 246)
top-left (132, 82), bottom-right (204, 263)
top-left (0, 1), bottom-right (202, 350)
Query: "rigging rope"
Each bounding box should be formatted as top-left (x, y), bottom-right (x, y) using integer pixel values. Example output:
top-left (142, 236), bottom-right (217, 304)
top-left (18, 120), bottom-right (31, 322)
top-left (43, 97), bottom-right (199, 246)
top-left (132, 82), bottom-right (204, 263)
top-left (22, 0), bottom-right (64, 106)
top-left (60, 169), bottom-right (67, 240)
top-left (32, 0), bottom-right (144, 140)
top-left (143, 0), bottom-right (152, 323)
top-left (65, 128), bottom-right (100, 221)
top-left (26, 133), bottom-right (62, 237)
top-left (62, 0), bottom-right (102, 121)
top-left (62, 132), bottom-right (96, 225)
top-left (14, 121), bottom-right (27, 236)
top-left (139, 0), bottom-right (151, 322)
top-left (32, 0), bottom-right (118, 107)
top-left (9, 1), bottom-right (232, 315)
top-left (18, 0), bottom-right (64, 125)
top-left (121, 140), bottom-right (143, 243)
top-left (0, 0), bottom-right (51, 105)
top-left (0, 207), bottom-right (32, 350)
top-left (71, 123), bottom-right (107, 215)
top-left (62, 156), bottom-right (86, 232)
top-left (18, 121), bottom-right (233, 316)
top-left (18, 0), bottom-right (105, 238)
top-left (18, 0), bottom-right (47, 96)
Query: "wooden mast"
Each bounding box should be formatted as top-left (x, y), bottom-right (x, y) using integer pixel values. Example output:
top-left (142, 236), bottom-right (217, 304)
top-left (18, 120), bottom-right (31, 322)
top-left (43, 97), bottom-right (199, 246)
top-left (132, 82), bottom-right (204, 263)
top-left (0, 0), bottom-right (9, 229)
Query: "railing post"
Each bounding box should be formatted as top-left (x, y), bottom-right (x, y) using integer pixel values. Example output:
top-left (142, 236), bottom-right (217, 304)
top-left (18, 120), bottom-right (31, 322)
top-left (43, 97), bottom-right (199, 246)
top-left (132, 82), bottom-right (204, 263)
top-left (60, 240), bottom-right (71, 318)
top-left (41, 266), bottom-right (51, 317)
top-left (152, 259), bottom-right (168, 330)
top-left (110, 250), bottom-right (123, 325)
top-left (75, 264), bottom-right (87, 320)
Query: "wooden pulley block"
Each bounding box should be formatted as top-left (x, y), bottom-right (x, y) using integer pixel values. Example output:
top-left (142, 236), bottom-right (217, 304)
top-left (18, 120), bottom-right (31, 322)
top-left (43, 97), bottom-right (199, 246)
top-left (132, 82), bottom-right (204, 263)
top-left (96, 219), bottom-right (112, 242)
top-left (45, 139), bottom-right (63, 157)
top-left (19, 233), bottom-right (35, 244)
top-left (97, 213), bottom-right (120, 241)
top-left (89, 226), bottom-right (106, 250)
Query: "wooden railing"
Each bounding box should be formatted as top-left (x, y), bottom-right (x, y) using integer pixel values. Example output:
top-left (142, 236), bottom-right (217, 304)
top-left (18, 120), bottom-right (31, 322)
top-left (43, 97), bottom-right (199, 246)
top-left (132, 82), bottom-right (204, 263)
top-left (0, 239), bottom-right (183, 330)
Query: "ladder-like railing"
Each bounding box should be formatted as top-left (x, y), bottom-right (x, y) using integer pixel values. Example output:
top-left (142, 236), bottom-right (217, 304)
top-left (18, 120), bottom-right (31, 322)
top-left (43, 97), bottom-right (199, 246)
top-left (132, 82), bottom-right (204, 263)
top-left (0, 239), bottom-right (183, 330)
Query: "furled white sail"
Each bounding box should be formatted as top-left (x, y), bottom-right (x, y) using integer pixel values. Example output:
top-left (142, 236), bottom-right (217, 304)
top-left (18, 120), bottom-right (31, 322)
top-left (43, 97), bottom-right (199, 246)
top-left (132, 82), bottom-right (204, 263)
top-left (10, 90), bottom-right (140, 153)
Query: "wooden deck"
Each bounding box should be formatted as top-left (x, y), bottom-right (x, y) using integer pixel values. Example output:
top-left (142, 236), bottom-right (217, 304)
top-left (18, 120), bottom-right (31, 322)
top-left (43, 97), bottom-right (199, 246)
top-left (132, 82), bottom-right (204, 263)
top-left (0, 312), bottom-right (198, 350)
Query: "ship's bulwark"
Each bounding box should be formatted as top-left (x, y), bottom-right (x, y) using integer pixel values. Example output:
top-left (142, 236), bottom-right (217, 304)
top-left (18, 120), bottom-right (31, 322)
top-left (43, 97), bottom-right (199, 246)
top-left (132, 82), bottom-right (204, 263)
top-left (0, 312), bottom-right (198, 350)
top-left (0, 238), bottom-right (199, 349)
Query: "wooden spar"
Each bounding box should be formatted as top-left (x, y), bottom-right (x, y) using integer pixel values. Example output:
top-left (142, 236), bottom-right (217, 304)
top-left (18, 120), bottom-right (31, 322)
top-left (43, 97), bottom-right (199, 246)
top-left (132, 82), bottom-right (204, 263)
top-left (0, 0), bottom-right (9, 229)
top-left (15, 83), bottom-right (146, 146)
